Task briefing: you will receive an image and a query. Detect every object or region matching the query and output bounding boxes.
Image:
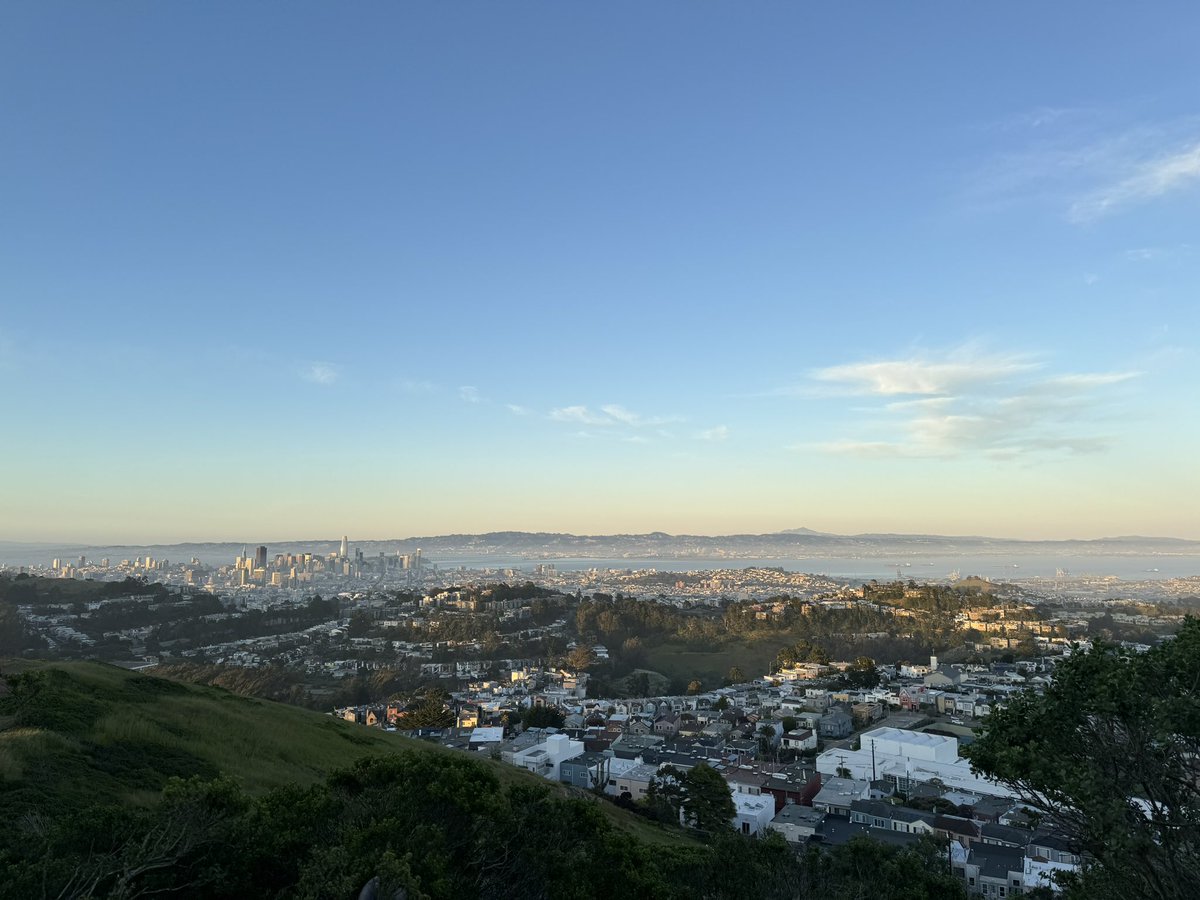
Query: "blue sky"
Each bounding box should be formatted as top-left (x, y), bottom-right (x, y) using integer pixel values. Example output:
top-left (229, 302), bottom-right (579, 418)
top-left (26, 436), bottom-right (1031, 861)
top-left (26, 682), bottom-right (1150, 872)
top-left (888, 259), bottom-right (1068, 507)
top-left (2, 3), bottom-right (1198, 542)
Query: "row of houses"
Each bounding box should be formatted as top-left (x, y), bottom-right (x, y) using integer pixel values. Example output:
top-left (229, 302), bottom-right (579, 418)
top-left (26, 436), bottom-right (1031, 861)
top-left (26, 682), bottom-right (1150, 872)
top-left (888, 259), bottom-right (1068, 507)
top-left (777, 784), bottom-right (1080, 895)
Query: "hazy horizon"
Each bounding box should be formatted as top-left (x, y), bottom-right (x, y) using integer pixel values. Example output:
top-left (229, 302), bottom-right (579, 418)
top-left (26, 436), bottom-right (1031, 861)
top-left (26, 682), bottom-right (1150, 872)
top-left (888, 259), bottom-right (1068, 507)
top-left (3, 4), bottom-right (1197, 543)
top-left (6, 524), bottom-right (1200, 550)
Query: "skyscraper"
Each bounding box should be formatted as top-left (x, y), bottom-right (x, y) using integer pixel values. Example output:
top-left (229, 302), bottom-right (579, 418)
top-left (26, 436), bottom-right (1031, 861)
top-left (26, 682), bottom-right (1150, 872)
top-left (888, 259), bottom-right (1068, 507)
top-left (254, 546), bottom-right (267, 569)
top-left (340, 535), bottom-right (349, 558)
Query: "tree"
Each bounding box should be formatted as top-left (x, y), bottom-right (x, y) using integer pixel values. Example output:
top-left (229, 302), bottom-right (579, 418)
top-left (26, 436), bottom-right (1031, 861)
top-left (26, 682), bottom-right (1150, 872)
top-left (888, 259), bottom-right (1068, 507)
top-left (620, 636), bottom-right (646, 668)
top-left (687, 679), bottom-right (703, 695)
top-left (0, 604), bottom-right (27, 654)
top-left (758, 723), bottom-right (778, 758)
top-left (713, 696), bottom-right (729, 712)
top-left (402, 698), bottom-right (453, 729)
top-left (643, 765), bottom-right (685, 824)
top-left (627, 671), bottom-right (651, 697)
top-left (566, 645), bottom-right (595, 672)
top-left (727, 666), bottom-right (745, 684)
top-left (843, 656), bottom-right (880, 689)
top-left (781, 715), bottom-right (799, 733)
top-left (346, 611), bottom-right (371, 639)
top-left (802, 835), bottom-right (968, 900)
top-left (521, 705), bottom-right (566, 730)
top-left (967, 619), bottom-right (1200, 900)
top-left (681, 764), bottom-right (735, 835)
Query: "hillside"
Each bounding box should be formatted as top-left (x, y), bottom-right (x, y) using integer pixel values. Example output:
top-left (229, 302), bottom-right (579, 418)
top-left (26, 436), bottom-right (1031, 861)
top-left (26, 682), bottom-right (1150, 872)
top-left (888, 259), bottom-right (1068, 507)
top-left (0, 660), bottom-right (963, 900)
top-left (0, 659), bottom-right (688, 847)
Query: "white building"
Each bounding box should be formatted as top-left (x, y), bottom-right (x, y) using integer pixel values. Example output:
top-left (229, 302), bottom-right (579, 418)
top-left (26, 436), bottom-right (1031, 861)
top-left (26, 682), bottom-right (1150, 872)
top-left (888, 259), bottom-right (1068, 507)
top-left (816, 727), bottom-right (1014, 799)
top-left (511, 733), bottom-right (584, 780)
top-left (731, 787), bottom-right (776, 836)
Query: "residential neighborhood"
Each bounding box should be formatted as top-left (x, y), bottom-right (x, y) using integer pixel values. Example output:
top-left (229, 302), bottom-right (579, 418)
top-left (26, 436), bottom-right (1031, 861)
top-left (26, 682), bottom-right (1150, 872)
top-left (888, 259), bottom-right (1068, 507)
top-left (334, 650), bottom-right (1099, 895)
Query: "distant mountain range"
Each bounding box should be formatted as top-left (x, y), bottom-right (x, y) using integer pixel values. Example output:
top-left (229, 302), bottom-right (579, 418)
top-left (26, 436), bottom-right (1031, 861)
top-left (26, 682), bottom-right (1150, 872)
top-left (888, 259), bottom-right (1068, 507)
top-left (4, 528), bottom-right (1200, 568)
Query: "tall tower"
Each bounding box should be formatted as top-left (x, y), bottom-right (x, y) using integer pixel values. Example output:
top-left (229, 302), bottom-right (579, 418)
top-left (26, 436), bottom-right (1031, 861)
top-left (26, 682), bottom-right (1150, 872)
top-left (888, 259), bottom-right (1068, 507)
top-left (254, 545), bottom-right (267, 569)
top-left (340, 535), bottom-right (349, 558)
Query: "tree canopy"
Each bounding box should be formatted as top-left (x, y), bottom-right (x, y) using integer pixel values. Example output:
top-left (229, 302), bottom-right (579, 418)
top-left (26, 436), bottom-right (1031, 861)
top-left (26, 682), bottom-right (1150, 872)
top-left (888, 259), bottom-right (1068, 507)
top-left (967, 618), bottom-right (1200, 900)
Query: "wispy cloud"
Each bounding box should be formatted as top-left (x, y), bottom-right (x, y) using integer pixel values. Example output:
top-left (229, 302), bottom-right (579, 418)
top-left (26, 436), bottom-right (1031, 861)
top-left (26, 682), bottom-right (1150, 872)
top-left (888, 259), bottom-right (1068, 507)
top-left (303, 362), bottom-right (340, 385)
top-left (812, 349), bottom-right (1038, 396)
top-left (550, 405), bottom-right (615, 426)
top-left (1040, 372), bottom-right (1140, 389)
top-left (965, 114), bottom-right (1200, 223)
top-left (696, 425), bottom-right (730, 442)
top-left (1069, 141), bottom-right (1200, 222)
top-left (458, 385), bottom-right (481, 403)
top-left (983, 106), bottom-right (1091, 133)
top-left (506, 403), bottom-right (532, 416)
top-left (599, 404), bottom-right (681, 427)
top-left (798, 346), bottom-right (1139, 460)
top-left (549, 404), bottom-right (681, 429)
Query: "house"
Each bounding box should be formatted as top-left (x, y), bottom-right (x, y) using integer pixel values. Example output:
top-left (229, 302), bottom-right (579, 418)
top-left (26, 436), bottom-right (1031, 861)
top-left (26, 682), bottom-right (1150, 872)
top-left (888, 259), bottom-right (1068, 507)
top-left (653, 713), bottom-right (681, 736)
top-left (761, 764), bottom-right (823, 811)
top-left (934, 813), bottom-right (982, 848)
top-left (793, 711), bottom-right (822, 731)
top-left (560, 751), bottom-right (612, 790)
top-left (732, 788), bottom-right (776, 836)
top-left (610, 733), bottom-right (664, 760)
top-left (467, 726), bottom-right (505, 753)
top-left (769, 804), bottom-right (826, 844)
top-left (511, 733), bottom-right (584, 780)
top-left (804, 688), bottom-right (833, 710)
top-left (925, 666), bottom-right (964, 688)
top-left (781, 728), bottom-right (817, 752)
top-left (980, 822), bottom-right (1032, 848)
top-left (817, 817), bottom-right (924, 849)
top-left (613, 763), bottom-right (661, 802)
top-left (817, 708), bottom-right (853, 738)
top-left (1023, 830), bottom-right (1082, 892)
top-left (955, 844), bottom-right (1026, 897)
top-left (851, 702), bottom-right (884, 726)
top-left (812, 777), bottom-right (872, 817)
top-left (563, 712), bottom-right (586, 729)
top-left (849, 799), bottom-right (935, 836)
top-left (626, 717), bottom-right (653, 736)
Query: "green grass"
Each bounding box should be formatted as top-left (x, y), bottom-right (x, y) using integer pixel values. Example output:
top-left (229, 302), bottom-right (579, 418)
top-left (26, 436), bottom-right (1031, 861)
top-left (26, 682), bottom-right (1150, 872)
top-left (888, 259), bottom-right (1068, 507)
top-left (642, 634), bottom-right (797, 688)
top-left (0, 658), bottom-right (697, 848)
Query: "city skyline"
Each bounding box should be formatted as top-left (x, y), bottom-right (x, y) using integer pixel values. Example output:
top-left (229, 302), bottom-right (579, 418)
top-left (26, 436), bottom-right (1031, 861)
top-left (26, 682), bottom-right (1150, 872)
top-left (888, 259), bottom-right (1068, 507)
top-left (3, 4), bottom-right (1199, 543)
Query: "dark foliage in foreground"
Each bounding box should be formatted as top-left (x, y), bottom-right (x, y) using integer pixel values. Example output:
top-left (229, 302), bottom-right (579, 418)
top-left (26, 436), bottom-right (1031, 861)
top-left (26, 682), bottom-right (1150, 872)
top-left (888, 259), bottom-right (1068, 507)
top-left (0, 749), bottom-right (963, 900)
top-left (967, 617), bottom-right (1200, 900)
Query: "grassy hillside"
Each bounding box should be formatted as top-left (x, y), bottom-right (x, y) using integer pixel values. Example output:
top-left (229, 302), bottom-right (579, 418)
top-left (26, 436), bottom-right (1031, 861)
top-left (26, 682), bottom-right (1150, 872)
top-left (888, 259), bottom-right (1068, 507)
top-left (644, 635), bottom-right (797, 687)
top-left (0, 659), bottom-right (403, 809)
top-left (0, 658), bottom-right (691, 848)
